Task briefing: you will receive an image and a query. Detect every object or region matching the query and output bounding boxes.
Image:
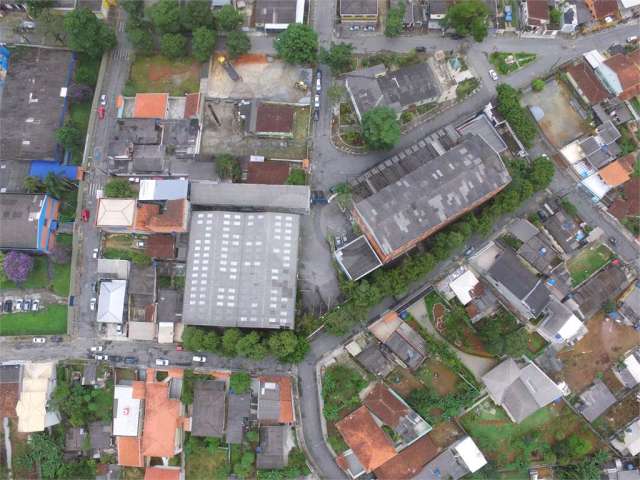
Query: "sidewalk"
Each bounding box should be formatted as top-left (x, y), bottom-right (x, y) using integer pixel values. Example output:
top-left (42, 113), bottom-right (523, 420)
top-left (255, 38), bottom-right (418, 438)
top-left (407, 298), bottom-right (497, 380)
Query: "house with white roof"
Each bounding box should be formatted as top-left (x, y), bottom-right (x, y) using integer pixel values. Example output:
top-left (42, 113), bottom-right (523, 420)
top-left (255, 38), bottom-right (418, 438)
top-left (449, 270), bottom-right (480, 305)
top-left (612, 419), bottom-right (640, 457)
top-left (113, 383), bottom-right (144, 437)
top-left (537, 297), bottom-right (587, 345)
top-left (417, 436), bottom-right (487, 480)
top-left (15, 362), bottom-right (60, 433)
top-left (97, 279), bottom-right (127, 324)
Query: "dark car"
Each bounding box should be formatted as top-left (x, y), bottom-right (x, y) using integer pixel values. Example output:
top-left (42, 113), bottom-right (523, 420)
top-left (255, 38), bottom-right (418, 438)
top-left (537, 209), bottom-right (548, 221)
top-left (314, 109), bottom-right (319, 122)
top-left (50, 336), bottom-right (63, 343)
top-left (124, 356), bottom-right (137, 365)
top-left (415, 46), bottom-right (426, 52)
top-left (608, 237), bottom-right (617, 246)
top-left (3, 300), bottom-right (12, 313)
top-left (110, 355), bottom-right (123, 363)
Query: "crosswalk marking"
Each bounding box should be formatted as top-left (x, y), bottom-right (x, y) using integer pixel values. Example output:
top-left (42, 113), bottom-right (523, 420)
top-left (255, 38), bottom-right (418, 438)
top-left (111, 48), bottom-right (130, 61)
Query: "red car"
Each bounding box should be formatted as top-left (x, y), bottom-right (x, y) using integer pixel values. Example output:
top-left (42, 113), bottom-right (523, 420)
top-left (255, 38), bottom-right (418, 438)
top-left (97, 105), bottom-right (105, 120)
top-left (81, 209), bottom-right (90, 222)
top-left (176, 345), bottom-right (184, 351)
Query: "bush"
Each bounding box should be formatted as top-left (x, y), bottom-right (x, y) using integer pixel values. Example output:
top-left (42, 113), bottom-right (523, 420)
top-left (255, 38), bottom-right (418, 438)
top-left (385, 3), bottom-right (405, 37)
top-left (104, 179), bottom-right (134, 198)
top-left (319, 43), bottom-right (355, 74)
top-left (160, 33), bottom-right (187, 59)
top-left (532, 78), bottom-right (545, 91)
top-left (230, 372), bottom-right (251, 394)
top-left (55, 121), bottom-right (83, 150)
top-left (322, 365), bottom-right (367, 421)
top-left (226, 30), bottom-right (251, 60)
top-left (561, 199), bottom-right (578, 217)
top-left (215, 153), bottom-right (242, 181)
top-left (285, 168), bottom-right (306, 185)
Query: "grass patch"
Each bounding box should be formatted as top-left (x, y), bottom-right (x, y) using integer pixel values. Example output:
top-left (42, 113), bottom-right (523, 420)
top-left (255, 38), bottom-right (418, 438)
top-left (456, 78), bottom-right (479, 99)
top-left (157, 276), bottom-right (172, 288)
top-left (322, 364), bottom-right (367, 422)
top-left (489, 52), bottom-right (537, 75)
top-left (0, 305), bottom-right (67, 335)
top-left (630, 96), bottom-right (640, 116)
top-left (416, 102), bottom-right (437, 115)
top-left (56, 233), bottom-right (73, 248)
top-left (126, 55), bottom-right (200, 96)
top-left (103, 247), bottom-right (152, 266)
top-left (461, 401), bottom-right (600, 472)
top-left (293, 108), bottom-right (310, 141)
top-left (566, 243), bottom-right (613, 286)
top-left (0, 256), bottom-right (49, 290)
top-left (360, 50), bottom-right (420, 69)
top-left (50, 262), bottom-right (71, 297)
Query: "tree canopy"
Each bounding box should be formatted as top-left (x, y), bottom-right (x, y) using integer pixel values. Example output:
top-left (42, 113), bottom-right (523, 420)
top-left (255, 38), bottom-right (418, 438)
top-left (229, 372), bottom-right (251, 393)
top-left (319, 43), bottom-right (354, 74)
top-left (148, 0), bottom-right (182, 33)
top-left (361, 106), bottom-right (401, 150)
top-left (192, 27), bottom-right (217, 62)
top-left (444, 0), bottom-right (490, 42)
top-left (226, 30), bottom-right (251, 59)
top-left (25, 0), bottom-right (53, 18)
top-left (160, 33), bottom-right (187, 59)
top-left (55, 122), bottom-right (83, 150)
top-left (385, 3), bottom-right (405, 37)
top-left (215, 154), bottom-right (242, 181)
top-left (64, 8), bottom-right (116, 58)
top-left (104, 179), bottom-right (134, 198)
top-left (181, 0), bottom-right (214, 31)
top-left (496, 84), bottom-right (538, 148)
top-left (214, 4), bottom-right (244, 31)
top-left (3, 251), bottom-right (34, 284)
top-left (274, 24), bottom-right (318, 65)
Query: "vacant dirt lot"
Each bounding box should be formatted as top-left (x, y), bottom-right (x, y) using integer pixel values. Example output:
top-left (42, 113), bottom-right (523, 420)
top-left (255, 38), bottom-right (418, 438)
top-left (558, 312), bottom-right (640, 392)
top-left (523, 80), bottom-right (590, 148)
top-left (386, 367), bottom-right (423, 397)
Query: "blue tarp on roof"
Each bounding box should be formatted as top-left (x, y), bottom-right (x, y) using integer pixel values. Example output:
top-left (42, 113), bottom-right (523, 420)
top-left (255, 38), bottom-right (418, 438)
top-left (29, 161), bottom-right (79, 181)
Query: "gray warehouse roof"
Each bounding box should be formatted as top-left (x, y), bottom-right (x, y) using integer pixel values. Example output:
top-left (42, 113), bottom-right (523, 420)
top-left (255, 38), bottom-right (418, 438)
top-left (0, 194), bottom-right (47, 250)
top-left (340, 0), bottom-right (378, 15)
top-left (189, 182), bottom-right (310, 215)
top-left (353, 134), bottom-right (511, 257)
top-left (182, 211), bottom-right (299, 329)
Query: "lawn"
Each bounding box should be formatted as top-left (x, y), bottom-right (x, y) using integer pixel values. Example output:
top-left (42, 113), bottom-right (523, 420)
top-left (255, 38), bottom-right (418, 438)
top-left (489, 52), bottom-right (537, 75)
top-left (0, 256), bottom-right (49, 290)
top-left (50, 262), bottom-right (71, 297)
top-left (0, 305), bottom-right (67, 336)
top-left (461, 400), bottom-right (600, 472)
top-left (292, 108), bottom-right (310, 141)
top-left (126, 55), bottom-right (201, 96)
top-left (567, 243), bottom-right (613, 286)
top-left (55, 234), bottom-right (73, 248)
top-left (592, 386), bottom-right (640, 437)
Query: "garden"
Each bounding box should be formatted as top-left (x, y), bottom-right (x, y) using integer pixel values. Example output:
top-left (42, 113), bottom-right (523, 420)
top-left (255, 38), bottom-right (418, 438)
top-left (489, 52), bottom-right (537, 75)
top-left (474, 308), bottom-right (547, 358)
top-left (461, 399), bottom-right (601, 474)
top-left (456, 78), bottom-right (480, 99)
top-left (566, 243), bottom-right (613, 286)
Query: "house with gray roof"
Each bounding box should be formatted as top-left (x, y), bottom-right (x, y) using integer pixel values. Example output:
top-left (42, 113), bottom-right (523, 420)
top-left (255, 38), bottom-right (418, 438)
top-left (345, 62), bottom-right (441, 121)
top-left (543, 210), bottom-right (585, 254)
top-left (484, 248), bottom-right (550, 320)
top-left (334, 235), bottom-right (383, 281)
top-left (226, 391), bottom-right (251, 444)
top-left (351, 134), bottom-right (511, 263)
top-left (191, 380), bottom-right (226, 438)
top-left (416, 436), bottom-right (487, 480)
top-left (577, 380), bottom-right (617, 423)
top-left (256, 425), bottom-right (292, 470)
top-left (620, 283), bottom-right (640, 326)
top-left (614, 349), bottom-right (640, 389)
top-left (355, 343), bottom-right (396, 377)
top-left (572, 264), bottom-right (630, 319)
top-left (482, 358), bottom-right (564, 423)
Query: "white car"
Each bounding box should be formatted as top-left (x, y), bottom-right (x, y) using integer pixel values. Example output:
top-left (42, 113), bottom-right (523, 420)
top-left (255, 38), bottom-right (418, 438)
top-left (115, 324), bottom-right (123, 334)
top-left (100, 94), bottom-right (107, 106)
top-left (627, 36), bottom-right (638, 44)
top-left (31, 300), bottom-right (39, 311)
top-left (95, 354), bottom-right (109, 361)
top-left (90, 345), bottom-right (103, 352)
top-left (314, 95), bottom-right (320, 109)
top-left (316, 74), bottom-right (321, 93)
top-left (32, 337), bottom-right (46, 344)
top-left (15, 299), bottom-right (22, 311)
top-left (90, 298), bottom-right (97, 311)
top-left (92, 248), bottom-right (99, 259)
top-left (192, 355), bottom-right (207, 363)
top-left (155, 359), bottom-right (169, 366)
top-left (488, 69), bottom-right (498, 81)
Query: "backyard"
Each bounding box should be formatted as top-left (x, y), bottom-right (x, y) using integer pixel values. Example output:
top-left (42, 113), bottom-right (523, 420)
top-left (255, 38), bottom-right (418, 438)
top-left (566, 243), bottom-right (613, 286)
top-left (461, 400), bottom-right (601, 473)
top-left (489, 52), bottom-right (537, 75)
top-left (475, 308), bottom-right (548, 358)
top-left (592, 386), bottom-right (640, 437)
top-left (125, 55), bottom-right (200, 96)
top-left (558, 312), bottom-right (640, 392)
top-left (103, 234), bottom-right (152, 266)
top-left (0, 305), bottom-right (67, 336)
top-left (185, 436), bottom-right (230, 479)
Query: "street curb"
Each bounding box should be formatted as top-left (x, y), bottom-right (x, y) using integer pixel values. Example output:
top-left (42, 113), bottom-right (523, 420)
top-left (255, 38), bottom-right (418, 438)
top-left (67, 51), bottom-right (109, 336)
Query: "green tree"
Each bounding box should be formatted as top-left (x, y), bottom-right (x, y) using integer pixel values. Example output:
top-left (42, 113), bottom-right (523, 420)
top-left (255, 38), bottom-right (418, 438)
top-left (319, 42), bottom-right (354, 74)
top-left (25, 0), bottom-right (53, 18)
top-left (215, 153), bottom-right (241, 181)
top-left (15, 432), bottom-right (64, 479)
top-left (148, 0), bottom-right (182, 33)
top-left (550, 8), bottom-right (562, 25)
top-left (503, 329), bottom-right (529, 357)
top-left (202, 331), bottom-right (220, 352)
top-left (182, 326), bottom-right (206, 351)
top-left (221, 328), bottom-right (243, 356)
top-left (233, 451), bottom-right (255, 479)
top-left (444, 0), bottom-right (490, 42)
top-left (43, 173), bottom-right (70, 199)
top-left (361, 106), bottom-right (401, 150)
top-left (496, 84), bottom-right (537, 148)
top-left (181, 0), bottom-right (214, 31)
top-left (229, 372), bottom-right (251, 393)
top-left (385, 2), bottom-right (405, 37)
top-left (528, 155), bottom-right (555, 190)
top-left (214, 4), bottom-right (244, 31)
top-left (126, 22), bottom-right (155, 55)
top-left (274, 24), bottom-right (318, 65)
top-left (226, 30), bottom-right (251, 59)
top-left (120, 0), bottom-right (145, 18)
top-left (23, 176), bottom-right (44, 193)
top-left (160, 33), bottom-right (187, 59)
top-left (64, 8), bottom-right (116, 59)
top-left (75, 54), bottom-right (99, 86)
top-left (55, 121), bottom-right (83, 150)
top-left (532, 79), bottom-right (545, 91)
top-left (285, 168), bottom-right (306, 185)
top-left (192, 27), bottom-right (217, 62)
top-left (553, 434), bottom-right (592, 464)
top-left (104, 179), bottom-right (134, 198)
top-left (236, 331), bottom-right (268, 360)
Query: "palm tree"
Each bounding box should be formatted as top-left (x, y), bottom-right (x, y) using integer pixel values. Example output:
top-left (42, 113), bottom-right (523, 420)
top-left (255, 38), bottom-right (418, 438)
top-left (23, 176), bottom-right (44, 193)
top-left (43, 172), bottom-right (66, 198)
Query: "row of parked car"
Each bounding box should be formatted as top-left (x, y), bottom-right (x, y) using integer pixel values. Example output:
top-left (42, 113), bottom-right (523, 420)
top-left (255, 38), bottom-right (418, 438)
top-left (2, 298), bottom-right (39, 313)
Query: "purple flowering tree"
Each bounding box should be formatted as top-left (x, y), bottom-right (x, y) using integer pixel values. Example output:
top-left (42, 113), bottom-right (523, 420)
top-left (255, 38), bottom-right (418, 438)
top-left (3, 251), bottom-right (34, 284)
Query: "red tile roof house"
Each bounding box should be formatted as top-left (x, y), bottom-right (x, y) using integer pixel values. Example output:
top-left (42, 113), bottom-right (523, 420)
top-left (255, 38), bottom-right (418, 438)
top-left (585, 0), bottom-right (619, 20)
top-left (604, 51), bottom-right (640, 101)
top-left (564, 62), bottom-right (610, 105)
top-left (523, 0), bottom-right (550, 28)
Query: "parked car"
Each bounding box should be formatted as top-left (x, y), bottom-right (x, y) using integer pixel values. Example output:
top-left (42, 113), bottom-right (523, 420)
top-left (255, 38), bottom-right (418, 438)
top-left (192, 355), bottom-right (207, 363)
top-left (15, 299), bottom-right (22, 311)
top-left (115, 324), bottom-right (123, 334)
top-left (314, 94), bottom-right (320, 109)
top-left (124, 356), bottom-right (138, 364)
top-left (32, 337), bottom-right (46, 344)
top-left (90, 298), bottom-right (96, 311)
top-left (316, 71), bottom-right (321, 93)
top-left (95, 354), bottom-right (109, 361)
top-left (110, 355), bottom-right (123, 363)
top-left (97, 105), bottom-right (105, 120)
top-left (100, 94), bottom-right (107, 106)
top-left (22, 300), bottom-right (31, 311)
top-left (4, 300), bottom-right (12, 313)
top-left (488, 69), bottom-right (499, 81)
top-left (608, 236), bottom-right (617, 246)
top-left (92, 248), bottom-right (99, 259)
top-left (314, 109), bottom-right (319, 122)
top-left (90, 345), bottom-right (103, 352)
top-left (155, 359), bottom-right (169, 366)
top-left (31, 300), bottom-right (39, 311)
top-left (537, 209), bottom-right (548, 221)
top-left (136, 240), bottom-right (145, 248)
top-left (50, 336), bottom-right (63, 343)
top-left (627, 36), bottom-right (639, 43)
top-left (415, 46), bottom-right (426, 52)
top-left (81, 209), bottom-right (90, 222)
top-left (176, 345), bottom-right (184, 351)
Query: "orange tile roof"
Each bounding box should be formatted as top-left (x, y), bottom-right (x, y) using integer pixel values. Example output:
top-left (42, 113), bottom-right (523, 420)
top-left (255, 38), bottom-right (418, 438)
top-left (142, 382), bottom-right (182, 458)
top-left (599, 160), bottom-right (631, 187)
top-left (184, 93), bottom-right (200, 119)
top-left (609, 177), bottom-right (640, 219)
top-left (374, 434), bottom-right (441, 480)
top-left (132, 381), bottom-right (146, 400)
top-left (259, 375), bottom-right (294, 423)
top-left (604, 54), bottom-right (640, 100)
top-left (117, 436), bottom-right (144, 467)
top-left (135, 200), bottom-right (189, 233)
top-left (363, 383), bottom-right (409, 428)
top-left (144, 467), bottom-right (181, 480)
top-left (335, 406), bottom-right (397, 472)
top-left (133, 93), bottom-right (169, 119)
top-left (167, 368), bottom-right (183, 379)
